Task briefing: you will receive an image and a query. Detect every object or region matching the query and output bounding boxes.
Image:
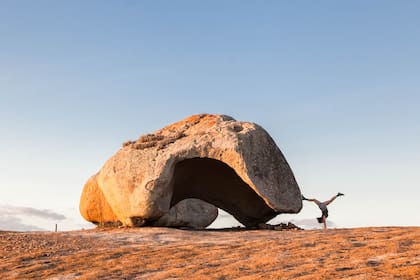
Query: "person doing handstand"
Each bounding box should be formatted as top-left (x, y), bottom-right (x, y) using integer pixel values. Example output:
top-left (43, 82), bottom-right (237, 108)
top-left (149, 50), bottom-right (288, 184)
top-left (302, 192), bottom-right (344, 230)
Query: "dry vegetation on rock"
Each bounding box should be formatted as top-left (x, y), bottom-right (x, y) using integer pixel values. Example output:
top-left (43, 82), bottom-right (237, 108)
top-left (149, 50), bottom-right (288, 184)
top-left (1, 227), bottom-right (419, 279)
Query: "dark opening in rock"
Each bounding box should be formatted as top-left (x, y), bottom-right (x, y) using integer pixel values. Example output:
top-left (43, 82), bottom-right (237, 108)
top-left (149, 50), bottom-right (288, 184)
top-left (170, 157), bottom-right (277, 227)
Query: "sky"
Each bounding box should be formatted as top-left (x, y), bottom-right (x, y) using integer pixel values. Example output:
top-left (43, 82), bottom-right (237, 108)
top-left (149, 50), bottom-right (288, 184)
top-left (0, 1), bottom-right (419, 231)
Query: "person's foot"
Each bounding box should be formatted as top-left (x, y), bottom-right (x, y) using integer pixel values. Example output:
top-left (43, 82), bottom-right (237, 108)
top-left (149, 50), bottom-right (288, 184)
top-left (337, 192), bottom-right (344, 197)
top-left (301, 195), bottom-right (308, 200)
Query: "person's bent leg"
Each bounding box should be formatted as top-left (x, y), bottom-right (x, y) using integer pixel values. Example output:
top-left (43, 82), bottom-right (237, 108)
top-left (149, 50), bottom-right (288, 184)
top-left (324, 195), bottom-right (338, 206)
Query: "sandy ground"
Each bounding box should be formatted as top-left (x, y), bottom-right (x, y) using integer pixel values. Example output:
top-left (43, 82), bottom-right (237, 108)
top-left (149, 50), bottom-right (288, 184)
top-left (0, 226), bottom-right (419, 279)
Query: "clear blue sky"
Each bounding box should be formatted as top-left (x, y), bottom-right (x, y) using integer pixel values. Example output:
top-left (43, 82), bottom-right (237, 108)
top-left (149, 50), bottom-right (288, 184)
top-left (1, 1), bottom-right (419, 231)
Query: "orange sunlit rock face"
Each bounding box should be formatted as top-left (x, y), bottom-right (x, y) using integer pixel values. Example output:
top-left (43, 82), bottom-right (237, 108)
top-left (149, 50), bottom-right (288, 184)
top-left (161, 113), bottom-right (220, 131)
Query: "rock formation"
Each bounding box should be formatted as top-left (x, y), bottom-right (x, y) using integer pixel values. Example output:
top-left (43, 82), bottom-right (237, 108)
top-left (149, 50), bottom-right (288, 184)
top-left (80, 114), bottom-right (302, 228)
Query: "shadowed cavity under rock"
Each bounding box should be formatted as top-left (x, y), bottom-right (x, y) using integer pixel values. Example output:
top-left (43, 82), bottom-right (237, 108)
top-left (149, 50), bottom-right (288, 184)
top-left (170, 157), bottom-right (277, 226)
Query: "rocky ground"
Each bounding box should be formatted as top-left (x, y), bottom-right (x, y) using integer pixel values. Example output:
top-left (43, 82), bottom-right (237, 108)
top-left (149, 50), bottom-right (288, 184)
top-left (0, 226), bottom-right (419, 279)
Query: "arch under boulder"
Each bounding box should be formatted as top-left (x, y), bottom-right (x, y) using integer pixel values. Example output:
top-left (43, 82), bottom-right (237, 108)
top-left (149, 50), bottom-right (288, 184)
top-left (170, 157), bottom-right (278, 226)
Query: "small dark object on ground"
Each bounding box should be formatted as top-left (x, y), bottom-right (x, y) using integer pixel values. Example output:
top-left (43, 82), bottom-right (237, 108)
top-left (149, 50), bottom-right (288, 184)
top-left (257, 222), bottom-right (303, 231)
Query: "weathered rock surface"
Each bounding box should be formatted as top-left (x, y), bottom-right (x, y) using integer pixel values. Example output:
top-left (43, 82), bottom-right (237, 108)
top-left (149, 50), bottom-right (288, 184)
top-left (3, 227), bottom-right (419, 279)
top-left (80, 114), bottom-right (302, 227)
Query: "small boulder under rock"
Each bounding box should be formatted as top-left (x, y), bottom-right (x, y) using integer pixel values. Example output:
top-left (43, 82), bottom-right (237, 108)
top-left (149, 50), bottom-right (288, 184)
top-left (152, 199), bottom-right (218, 228)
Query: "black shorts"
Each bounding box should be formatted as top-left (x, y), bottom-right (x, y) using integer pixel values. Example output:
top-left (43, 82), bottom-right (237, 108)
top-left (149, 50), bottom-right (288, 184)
top-left (322, 208), bottom-right (329, 218)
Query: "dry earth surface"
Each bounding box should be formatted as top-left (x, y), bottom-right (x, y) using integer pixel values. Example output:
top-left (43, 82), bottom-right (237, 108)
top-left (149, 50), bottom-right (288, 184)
top-left (0, 226), bottom-right (419, 279)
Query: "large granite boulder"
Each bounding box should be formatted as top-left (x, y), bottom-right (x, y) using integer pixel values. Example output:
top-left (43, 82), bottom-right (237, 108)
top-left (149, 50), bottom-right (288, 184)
top-left (80, 114), bottom-right (302, 227)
